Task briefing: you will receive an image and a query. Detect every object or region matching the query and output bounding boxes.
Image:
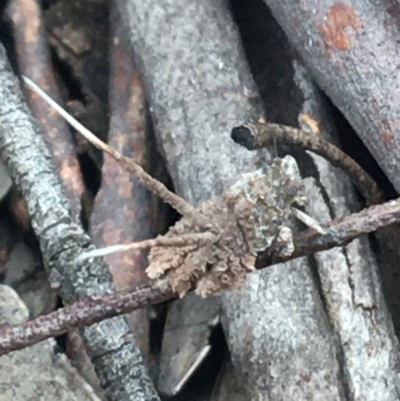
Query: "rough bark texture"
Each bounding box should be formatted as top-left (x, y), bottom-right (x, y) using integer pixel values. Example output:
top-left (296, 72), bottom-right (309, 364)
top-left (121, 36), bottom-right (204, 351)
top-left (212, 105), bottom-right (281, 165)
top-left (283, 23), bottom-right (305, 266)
top-left (231, 49), bottom-right (400, 398)
top-left (8, 0), bottom-right (84, 221)
top-left (118, 0), bottom-right (400, 399)
top-left (116, 0), bottom-right (266, 394)
top-left (0, 43), bottom-right (160, 401)
top-left (116, 0), bottom-right (264, 205)
top-left (90, 2), bottom-right (153, 364)
top-left (0, 284), bottom-right (101, 401)
top-left (263, 0), bottom-right (400, 193)
top-left (117, 0), bottom-right (346, 399)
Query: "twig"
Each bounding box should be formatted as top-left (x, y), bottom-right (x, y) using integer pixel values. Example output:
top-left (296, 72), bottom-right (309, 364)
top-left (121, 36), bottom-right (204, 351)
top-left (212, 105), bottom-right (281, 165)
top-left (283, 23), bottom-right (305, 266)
top-left (292, 197), bottom-right (400, 256)
top-left (22, 76), bottom-right (213, 229)
top-left (1, 196), bottom-right (400, 356)
top-left (0, 284), bottom-right (172, 356)
top-left (8, 0), bottom-right (84, 221)
top-left (231, 123), bottom-right (384, 205)
top-left (0, 46), bottom-right (160, 401)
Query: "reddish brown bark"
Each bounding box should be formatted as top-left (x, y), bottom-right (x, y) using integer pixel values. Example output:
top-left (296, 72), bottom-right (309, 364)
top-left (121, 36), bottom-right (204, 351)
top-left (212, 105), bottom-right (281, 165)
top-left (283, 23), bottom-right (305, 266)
top-left (8, 0), bottom-right (84, 220)
top-left (89, 4), bottom-right (159, 364)
top-left (264, 0), bottom-right (400, 193)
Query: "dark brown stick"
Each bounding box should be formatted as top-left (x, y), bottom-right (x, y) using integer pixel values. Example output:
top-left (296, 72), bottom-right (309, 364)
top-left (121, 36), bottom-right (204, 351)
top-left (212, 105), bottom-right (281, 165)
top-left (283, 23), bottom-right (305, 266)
top-left (8, 0), bottom-right (84, 221)
top-left (0, 285), bottom-right (172, 356)
top-left (231, 122), bottom-right (383, 205)
top-left (293, 198), bottom-right (400, 255)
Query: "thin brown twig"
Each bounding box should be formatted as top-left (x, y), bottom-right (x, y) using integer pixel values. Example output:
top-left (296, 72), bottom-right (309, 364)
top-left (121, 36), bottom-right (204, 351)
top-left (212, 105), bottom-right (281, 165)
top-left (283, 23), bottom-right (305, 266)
top-left (292, 197), bottom-right (400, 256)
top-left (22, 76), bottom-right (213, 229)
top-left (231, 123), bottom-right (384, 205)
top-left (0, 284), bottom-right (173, 356)
top-left (1, 196), bottom-right (400, 356)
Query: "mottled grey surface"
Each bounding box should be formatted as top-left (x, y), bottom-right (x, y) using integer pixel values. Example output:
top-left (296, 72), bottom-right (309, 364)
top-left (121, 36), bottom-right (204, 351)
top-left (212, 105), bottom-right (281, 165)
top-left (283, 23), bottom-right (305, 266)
top-left (116, 0), bottom-right (265, 394)
top-left (157, 293), bottom-right (220, 395)
top-left (116, 0), bottom-right (356, 399)
top-left (0, 284), bottom-right (101, 401)
top-left (118, 0), bottom-right (400, 396)
top-left (117, 0), bottom-right (264, 206)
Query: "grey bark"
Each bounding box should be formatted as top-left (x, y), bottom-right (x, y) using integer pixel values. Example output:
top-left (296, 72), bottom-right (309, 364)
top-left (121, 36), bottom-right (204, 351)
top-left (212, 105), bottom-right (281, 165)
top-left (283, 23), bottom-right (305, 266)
top-left (0, 43), bottom-right (159, 401)
top-left (263, 0), bottom-right (400, 193)
top-left (116, 0), bottom-right (265, 394)
top-left (119, 0), bottom-right (400, 399)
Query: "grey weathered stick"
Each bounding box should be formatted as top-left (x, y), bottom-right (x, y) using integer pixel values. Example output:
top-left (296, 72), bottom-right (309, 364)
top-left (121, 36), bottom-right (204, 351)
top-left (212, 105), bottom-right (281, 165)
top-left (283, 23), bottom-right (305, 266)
top-left (115, 0), bottom-right (348, 398)
top-left (116, 0), bottom-right (266, 394)
top-left (270, 61), bottom-right (400, 399)
top-left (263, 0), bottom-right (400, 193)
top-left (0, 44), bottom-right (160, 401)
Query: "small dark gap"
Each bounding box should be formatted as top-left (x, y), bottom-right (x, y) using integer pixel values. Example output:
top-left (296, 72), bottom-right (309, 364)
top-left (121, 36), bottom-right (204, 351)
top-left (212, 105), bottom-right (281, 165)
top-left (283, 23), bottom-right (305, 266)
top-left (49, 47), bottom-right (87, 103)
top-left (0, 15), bottom-right (19, 74)
top-left (326, 96), bottom-right (398, 200)
top-left (40, 0), bottom-right (52, 11)
top-left (54, 322), bottom-right (68, 351)
top-left (149, 302), bottom-right (168, 357)
top-left (77, 153), bottom-right (102, 229)
top-left (163, 324), bottom-right (227, 401)
top-left (229, 0), bottom-right (303, 126)
top-left (306, 254), bottom-right (329, 311)
top-left (0, 1), bottom-right (10, 19)
top-left (77, 153), bottom-right (102, 197)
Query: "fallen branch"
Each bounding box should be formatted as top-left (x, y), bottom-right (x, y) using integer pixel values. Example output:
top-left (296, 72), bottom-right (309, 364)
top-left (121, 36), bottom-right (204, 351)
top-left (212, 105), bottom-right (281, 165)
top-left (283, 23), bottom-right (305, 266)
top-left (0, 284), bottom-right (172, 356)
top-left (1, 196), bottom-right (400, 355)
top-left (0, 45), bottom-right (160, 401)
top-left (263, 0), bottom-right (400, 193)
top-left (292, 198), bottom-right (400, 255)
